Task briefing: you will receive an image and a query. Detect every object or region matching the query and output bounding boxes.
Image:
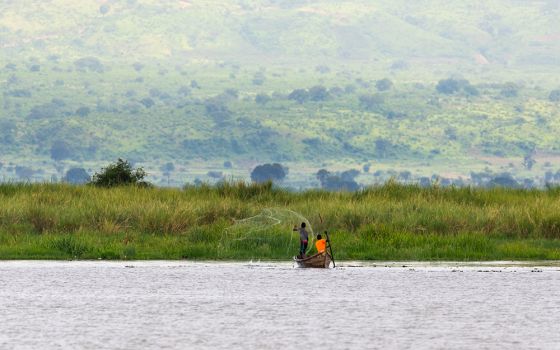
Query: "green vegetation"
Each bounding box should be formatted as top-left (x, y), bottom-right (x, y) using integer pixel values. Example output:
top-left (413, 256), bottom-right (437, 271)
top-left (1, 1), bottom-right (560, 187)
top-left (90, 158), bottom-right (149, 187)
top-left (1, 182), bottom-right (560, 260)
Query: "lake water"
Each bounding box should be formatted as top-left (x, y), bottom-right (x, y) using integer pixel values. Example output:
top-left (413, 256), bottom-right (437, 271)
top-left (1, 261), bottom-right (560, 350)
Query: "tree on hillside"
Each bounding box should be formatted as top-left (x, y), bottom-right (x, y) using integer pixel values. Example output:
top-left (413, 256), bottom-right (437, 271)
top-left (205, 100), bottom-right (232, 125)
top-left (288, 89), bottom-right (309, 104)
top-left (0, 120), bottom-right (16, 145)
top-left (344, 85), bottom-right (356, 94)
top-left (500, 83), bottom-right (519, 98)
top-left (140, 97), bottom-right (155, 108)
top-left (399, 171), bottom-right (412, 182)
top-left (374, 138), bottom-right (392, 158)
top-left (341, 169), bottom-right (360, 182)
top-left (207, 171), bottom-right (223, 179)
top-left (255, 93), bottom-right (271, 105)
top-left (6, 89), bottom-right (31, 98)
top-left (50, 141), bottom-right (72, 162)
top-left (488, 173), bottom-right (519, 188)
top-left (463, 84), bottom-right (480, 96)
top-left (436, 79), bottom-right (461, 94)
top-left (359, 94), bottom-right (384, 112)
top-left (177, 86), bottom-right (191, 97)
top-left (376, 78), bottom-right (393, 92)
top-left (76, 106), bottom-right (91, 117)
top-left (160, 162), bottom-right (175, 184)
top-left (316, 169), bottom-right (331, 185)
top-left (252, 72), bottom-right (266, 86)
top-left (308, 85), bottom-right (330, 101)
top-left (132, 62), bottom-right (144, 72)
top-left (250, 163), bottom-right (287, 183)
top-left (315, 65), bottom-right (330, 74)
top-left (322, 176), bottom-right (359, 191)
top-left (74, 57), bottom-right (104, 73)
top-left (316, 169), bottom-right (360, 191)
top-left (99, 4), bottom-right (110, 15)
top-left (64, 168), bottom-right (90, 184)
top-left (444, 126), bottom-right (458, 140)
top-left (329, 86), bottom-right (344, 97)
top-left (149, 88), bottom-right (162, 98)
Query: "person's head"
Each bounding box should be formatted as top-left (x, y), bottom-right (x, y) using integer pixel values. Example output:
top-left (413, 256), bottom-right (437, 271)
top-left (301, 222), bottom-right (306, 228)
top-left (317, 234), bottom-right (322, 240)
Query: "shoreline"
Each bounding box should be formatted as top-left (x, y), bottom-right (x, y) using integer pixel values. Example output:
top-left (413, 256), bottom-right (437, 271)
top-left (2, 260), bottom-right (560, 268)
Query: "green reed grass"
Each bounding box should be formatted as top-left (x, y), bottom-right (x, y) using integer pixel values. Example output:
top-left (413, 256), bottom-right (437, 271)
top-left (0, 182), bottom-right (560, 260)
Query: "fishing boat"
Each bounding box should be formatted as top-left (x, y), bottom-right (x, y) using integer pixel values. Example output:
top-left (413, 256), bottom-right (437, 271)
top-left (294, 230), bottom-right (336, 268)
top-left (294, 251), bottom-right (333, 268)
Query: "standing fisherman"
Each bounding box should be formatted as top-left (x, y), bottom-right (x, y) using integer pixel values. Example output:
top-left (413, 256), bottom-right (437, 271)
top-left (293, 222), bottom-right (309, 258)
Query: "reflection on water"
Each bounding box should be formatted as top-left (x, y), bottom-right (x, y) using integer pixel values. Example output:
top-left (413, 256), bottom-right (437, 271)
top-left (1, 261), bottom-right (559, 349)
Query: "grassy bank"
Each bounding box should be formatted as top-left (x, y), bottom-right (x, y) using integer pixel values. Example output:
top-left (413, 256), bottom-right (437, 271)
top-left (1, 182), bottom-right (560, 260)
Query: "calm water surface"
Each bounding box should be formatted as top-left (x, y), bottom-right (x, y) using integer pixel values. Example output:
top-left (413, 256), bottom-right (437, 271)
top-left (1, 261), bottom-right (559, 350)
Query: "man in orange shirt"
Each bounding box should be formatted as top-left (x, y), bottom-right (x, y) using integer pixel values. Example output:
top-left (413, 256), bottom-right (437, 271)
top-left (315, 234), bottom-right (327, 254)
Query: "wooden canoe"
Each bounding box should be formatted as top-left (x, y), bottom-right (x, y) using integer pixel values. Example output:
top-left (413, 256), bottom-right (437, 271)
top-left (294, 251), bottom-right (332, 268)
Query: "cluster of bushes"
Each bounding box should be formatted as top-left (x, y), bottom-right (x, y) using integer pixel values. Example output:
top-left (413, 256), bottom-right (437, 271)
top-left (436, 78), bottom-right (479, 96)
top-left (316, 169), bottom-right (360, 191)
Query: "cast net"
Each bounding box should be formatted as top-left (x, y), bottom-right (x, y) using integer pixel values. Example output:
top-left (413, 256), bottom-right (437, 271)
top-left (220, 208), bottom-right (315, 259)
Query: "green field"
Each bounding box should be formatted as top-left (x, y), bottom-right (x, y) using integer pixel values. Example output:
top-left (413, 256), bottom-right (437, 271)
top-left (1, 182), bottom-right (560, 260)
top-left (1, 1), bottom-right (560, 188)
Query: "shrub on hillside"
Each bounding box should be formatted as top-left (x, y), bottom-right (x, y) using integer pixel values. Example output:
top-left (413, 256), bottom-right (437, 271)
top-left (90, 159), bottom-right (150, 187)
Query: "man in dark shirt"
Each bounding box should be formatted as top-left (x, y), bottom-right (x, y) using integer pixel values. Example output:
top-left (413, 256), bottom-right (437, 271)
top-left (293, 222), bottom-right (309, 258)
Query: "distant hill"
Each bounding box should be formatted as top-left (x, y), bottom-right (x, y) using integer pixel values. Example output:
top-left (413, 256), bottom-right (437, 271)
top-left (2, 1), bottom-right (559, 65)
top-left (1, 0), bottom-right (560, 186)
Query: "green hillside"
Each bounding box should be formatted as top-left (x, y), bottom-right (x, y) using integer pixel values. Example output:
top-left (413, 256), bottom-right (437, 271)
top-left (1, 0), bottom-right (560, 187)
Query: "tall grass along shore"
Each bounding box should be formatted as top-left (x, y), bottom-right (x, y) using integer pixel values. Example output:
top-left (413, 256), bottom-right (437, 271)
top-left (1, 182), bottom-right (560, 260)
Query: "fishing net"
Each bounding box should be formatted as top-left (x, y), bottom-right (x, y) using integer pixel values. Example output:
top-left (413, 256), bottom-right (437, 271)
top-left (220, 208), bottom-right (315, 259)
